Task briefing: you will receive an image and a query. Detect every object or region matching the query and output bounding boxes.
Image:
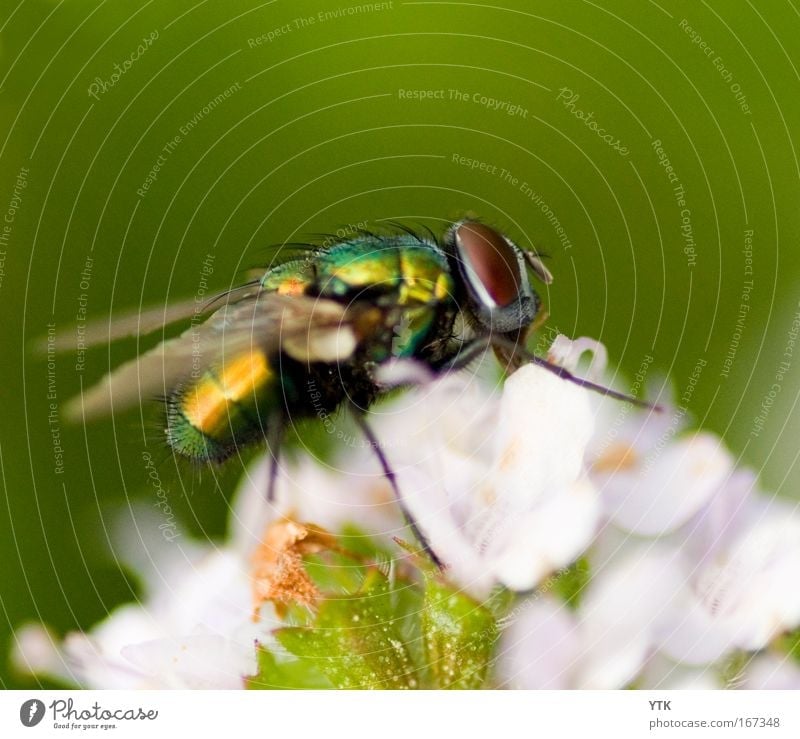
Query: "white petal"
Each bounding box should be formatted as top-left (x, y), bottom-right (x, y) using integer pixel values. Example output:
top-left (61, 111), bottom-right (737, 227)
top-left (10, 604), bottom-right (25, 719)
top-left (595, 433), bottom-right (733, 536)
top-left (121, 630), bottom-right (256, 689)
top-left (496, 596), bottom-right (580, 689)
top-left (483, 366), bottom-right (597, 590)
top-left (654, 584), bottom-right (737, 665)
top-left (86, 603), bottom-right (164, 655)
top-left (740, 654), bottom-right (800, 689)
top-left (587, 387), bottom-right (684, 471)
top-left (372, 358), bottom-right (435, 387)
top-left (378, 371), bottom-right (500, 472)
top-left (547, 334), bottom-right (608, 380)
top-left (638, 654), bottom-right (722, 689)
top-left (112, 506), bottom-right (205, 599)
top-left (678, 468), bottom-right (758, 565)
top-left (62, 631), bottom-right (151, 689)
top-left (231, 452), bottom-right (406, 556)
top-left (492, 363), bottom-right (594, 505)
top-left (399, 465), bottom-right (495, 597)
top-left (10, 623), bottom-right (72, 683)
top-left (490, 477), bottom-right (599, 591)
top-left (228, 456), bottom-right (276, 555)
top-left (694, 502), bottom-right (800, 651)
top-left (576, 546), bottom-right (685, 688)
top-left (382, 363), bottom-right (597, 595)
top-left (55, 603), bottom-right (172, 688)
top-left (576, 622), bottom-right (652, 689)
top-left (158, 550), bottom-right (253, 637)
top-left (376, 374), bottom-right (502, 595)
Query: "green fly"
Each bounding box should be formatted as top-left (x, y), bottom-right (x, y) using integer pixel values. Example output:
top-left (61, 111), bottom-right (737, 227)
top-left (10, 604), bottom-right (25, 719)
top-left (62, 218), bottom-right (644, 558)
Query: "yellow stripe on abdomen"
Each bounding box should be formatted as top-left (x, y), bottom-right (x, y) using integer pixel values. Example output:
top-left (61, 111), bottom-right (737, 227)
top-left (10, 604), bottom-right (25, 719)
top-left (182, 350), bottom-right (273, 439)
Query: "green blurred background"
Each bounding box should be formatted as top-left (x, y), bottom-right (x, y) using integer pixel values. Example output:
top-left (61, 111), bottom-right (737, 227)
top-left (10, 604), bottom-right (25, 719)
top-left (1, 0), bottom-right (799, 687)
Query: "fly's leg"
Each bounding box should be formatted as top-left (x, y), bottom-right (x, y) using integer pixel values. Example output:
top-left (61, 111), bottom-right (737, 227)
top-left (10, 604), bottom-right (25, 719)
top-left (441, 334), bottom-right (660, 410)
top-left (264, 414), bottom-right (284, 503)
top-left (439, 339), bottom-right (491, 372)
top-left (351, 410), bottom-right (444, 569)
top-left (529, 308), bottom-right (549, 334)
top-left (440, 333), bottom-right (527, 373)
top-left (488, 334), bottom-right (661, 410)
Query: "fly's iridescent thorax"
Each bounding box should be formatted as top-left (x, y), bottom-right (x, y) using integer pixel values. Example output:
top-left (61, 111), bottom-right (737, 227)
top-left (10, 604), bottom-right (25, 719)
top-left (260, 234), bottom-right (457, 362)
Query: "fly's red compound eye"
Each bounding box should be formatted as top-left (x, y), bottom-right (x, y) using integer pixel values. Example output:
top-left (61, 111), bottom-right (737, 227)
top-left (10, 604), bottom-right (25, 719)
top-left (453, 222), bottom-right (523, 307)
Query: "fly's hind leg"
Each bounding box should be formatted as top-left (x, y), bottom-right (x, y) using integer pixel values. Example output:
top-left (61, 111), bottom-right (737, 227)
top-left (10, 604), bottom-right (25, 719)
top-left (264, 413), bottom-right (284, 503)
top-left (351, 410), bottom-right (444, 569)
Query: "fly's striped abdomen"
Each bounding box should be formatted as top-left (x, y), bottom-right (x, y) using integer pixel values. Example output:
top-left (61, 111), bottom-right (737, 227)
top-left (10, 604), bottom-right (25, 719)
top-left (166, 349), bottom-right (279, 462)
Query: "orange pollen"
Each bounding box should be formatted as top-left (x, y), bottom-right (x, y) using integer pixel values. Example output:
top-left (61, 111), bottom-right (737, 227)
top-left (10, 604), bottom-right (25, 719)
top-left (593, 442), bottom-right (638, 473)
top-left (277, 277), bottom-right (306, 296)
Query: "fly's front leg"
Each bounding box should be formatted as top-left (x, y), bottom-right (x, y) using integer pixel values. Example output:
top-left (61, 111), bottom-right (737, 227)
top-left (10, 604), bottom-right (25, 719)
top-left (438, 338), bottom-right (492, 373)
top-left (350, 409), bottom-right (444, 569)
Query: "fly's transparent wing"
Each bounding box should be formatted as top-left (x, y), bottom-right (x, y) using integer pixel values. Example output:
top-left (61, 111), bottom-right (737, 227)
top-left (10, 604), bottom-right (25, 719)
top-left (66, 293), bottom-right (356, 422)
top-left (40, 282), bottom-right (262, 353)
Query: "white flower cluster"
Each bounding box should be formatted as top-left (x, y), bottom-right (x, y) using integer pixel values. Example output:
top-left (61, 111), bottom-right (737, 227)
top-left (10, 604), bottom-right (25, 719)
top-left (496, 338), bottom-right (800, 689)
top-left (12, 337), bottom-right (800, 689)
top-left (12, 521), bottom-right (270, 688)
top-left (10, 442), bottom-right (404, 688)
